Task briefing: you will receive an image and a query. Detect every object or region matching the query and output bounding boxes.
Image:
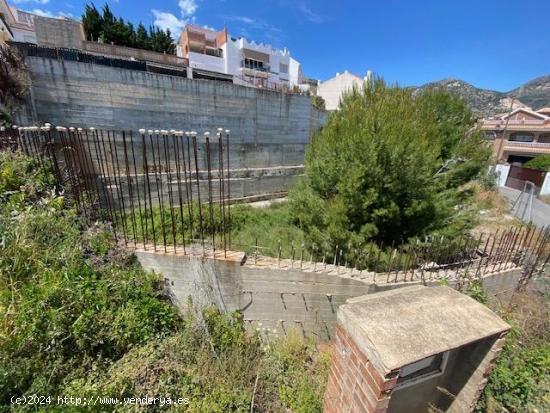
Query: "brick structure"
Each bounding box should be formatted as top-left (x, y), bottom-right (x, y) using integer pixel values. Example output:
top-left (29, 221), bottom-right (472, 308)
top-left (324, 324), bottom-right (398, 413)
top-left (323, 286), bottom-right (510, 413)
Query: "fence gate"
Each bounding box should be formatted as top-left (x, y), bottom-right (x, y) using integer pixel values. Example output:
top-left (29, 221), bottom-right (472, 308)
top-left (505, 165), bottom-right (546, 194)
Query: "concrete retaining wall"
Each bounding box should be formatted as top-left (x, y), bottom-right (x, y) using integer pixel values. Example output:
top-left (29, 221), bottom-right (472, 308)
top-left (18, 56), bottom-right (327, 198)
top-left (135, 250), bottom-right (522, 341)
top-left (135, 250), bottom-right (374, 341)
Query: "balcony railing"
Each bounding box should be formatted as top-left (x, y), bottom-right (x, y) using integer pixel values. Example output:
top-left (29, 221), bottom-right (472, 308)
top-left (505, 140), bottom-right (550, 146)
top-left (241, 61), bottom-right (270, 72)
top-left (82, 41), bottom-right (188, 67)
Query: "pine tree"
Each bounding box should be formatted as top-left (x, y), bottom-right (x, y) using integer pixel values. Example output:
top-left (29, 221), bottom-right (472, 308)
top-left (289, 79), bottom-right (490, 252)
top-left (135, 23), bottom-right (150, 50)
top-left (81, 3), bottom-right (103, 41)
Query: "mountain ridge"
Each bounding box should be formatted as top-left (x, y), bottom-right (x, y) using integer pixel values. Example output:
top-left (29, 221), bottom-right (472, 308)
top-left (416, 75), bottom-right (550, 117)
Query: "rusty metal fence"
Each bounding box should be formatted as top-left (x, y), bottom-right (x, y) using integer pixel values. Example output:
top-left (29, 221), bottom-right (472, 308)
top-left (1, 124), bottom-right (549, 287)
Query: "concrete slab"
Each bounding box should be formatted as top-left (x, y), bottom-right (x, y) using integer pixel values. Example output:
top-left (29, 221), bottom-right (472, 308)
top-left (338, 285), bottom-right (510, 375)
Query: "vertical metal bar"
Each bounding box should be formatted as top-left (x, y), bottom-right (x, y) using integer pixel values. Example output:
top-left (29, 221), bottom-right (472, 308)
top-left (91, 128), bottom-right (117, 241)
top-left (185, 132), bottom-right (194, 239)
top-left (122, 131), bottom-right (138, 248)
top-left (486, 230), bottom-right (500, 274)
top-left (131, 130), bottom-right (146, 249)
top-left (142, 130), bottom-right (156, 251)
top-left (162, 130), bottom-right (178, 253)
top-left (151, 130), bottom-right (168, 253)
top-left (192, 132), bottom-right (205, 247)
top-left (205, 132), bottom-right (215, 255)
top-left (172, 131), bottom-right (187, 254)
top-left (80, 128), bottom-right (103, 217)
top-left (217, 129), bottom-right (227, 257)
top-left (107, 130), bottom-right (128, 245)
top-left (225, 129), bottom-right (231, 249)
top-left (98, 128), bottom-right (120, 228)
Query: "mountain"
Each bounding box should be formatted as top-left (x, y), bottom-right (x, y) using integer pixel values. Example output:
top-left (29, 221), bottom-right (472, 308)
top-left (416, 76), bottom-right (550, 117)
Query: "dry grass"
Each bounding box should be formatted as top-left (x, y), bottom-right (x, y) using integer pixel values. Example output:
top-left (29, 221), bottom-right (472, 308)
top-left (471, 183), bottom-right (522, 233)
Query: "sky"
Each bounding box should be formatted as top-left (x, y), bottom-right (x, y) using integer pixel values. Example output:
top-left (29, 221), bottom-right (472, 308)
top-left (13, 0), bottom-right (550, 91)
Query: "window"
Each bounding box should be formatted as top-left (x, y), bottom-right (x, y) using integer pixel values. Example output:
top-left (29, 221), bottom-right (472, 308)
top-left (280, 63), bottom-right (289, 74)
top-left (395, 352), bottom-right (449, 389)
top-left (538, 134), bottom-right (550, 143)
top-left (484, 131), bottom-right (496, 140)
top-left (509, 133), bottom-right (534, 142)
top-left (243, 58), bottom-right (268, 71)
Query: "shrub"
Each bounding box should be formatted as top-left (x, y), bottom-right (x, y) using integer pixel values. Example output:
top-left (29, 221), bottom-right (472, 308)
top-left (524, 154), bottom-right (550, 171)
top-left (289, 80), bottom-right (490, 261)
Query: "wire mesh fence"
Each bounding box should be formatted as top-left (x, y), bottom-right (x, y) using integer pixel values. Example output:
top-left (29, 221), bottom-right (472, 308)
top-left (2, 124), bottom-right (549, 286)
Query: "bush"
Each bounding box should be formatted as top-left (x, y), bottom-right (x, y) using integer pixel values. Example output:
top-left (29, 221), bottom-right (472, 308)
top-left (0, 152), bottom-right (331, 412)
top-left (524, 154), bottom-right (550, 171)
top-left (289, 80), bottom-right (490, 260)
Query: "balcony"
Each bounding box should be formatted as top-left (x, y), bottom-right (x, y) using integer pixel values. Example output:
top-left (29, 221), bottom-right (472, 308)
top-left (502, 140), bottom-right (550, 154)
top-left (241, 61), bottom-right (270, 72)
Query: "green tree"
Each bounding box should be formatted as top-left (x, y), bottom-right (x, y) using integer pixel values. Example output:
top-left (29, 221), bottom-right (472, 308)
top-left (135, 22), bottom-right (150, 50)
top-left (81, 3), bottom-right (102, 41)
top-left (524, 154), bottom-right (550, 171)
top-left (289, 79), bottom-right (490, 257)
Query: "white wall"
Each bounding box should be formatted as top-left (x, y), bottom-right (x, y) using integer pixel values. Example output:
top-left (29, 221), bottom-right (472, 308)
top-left (540, 173), bottom-right (550, 195)
top-left (494, 164), bottom-right (511, 187)
top-left (187, 51), bottom-right (225, 73)
top-left (317, 71), bottom-right (364, 111)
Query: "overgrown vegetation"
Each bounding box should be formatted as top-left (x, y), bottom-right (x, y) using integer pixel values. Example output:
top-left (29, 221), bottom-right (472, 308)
top-left (0, 152), bottom-right (329, 412)
top-left (82, 3), bottom-right (176, 54)
top-left (289, 80), bottom-right (491, 263)
top-left (476, 291), bottom-right (550, 413)
top-left (524, 154), bottom-right (550, 171)
top-left (0, 45), bottom-right (27, 126)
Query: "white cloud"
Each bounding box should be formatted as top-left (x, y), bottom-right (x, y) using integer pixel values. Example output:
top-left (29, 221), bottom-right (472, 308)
top-left (27, 8), bottom-right (53, 17)
top-left (24, 8), bottom-right (74, 19)
top-left (178, 0), bottom-right (197, 16)
top-left (152, 10), bottom-right (186, 36)
top-left (12, 0), bottom-right (50, 4)
top-left (152, 0), bottom-right (198, 38)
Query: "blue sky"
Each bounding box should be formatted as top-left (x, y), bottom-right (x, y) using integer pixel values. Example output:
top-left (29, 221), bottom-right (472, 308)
top-left (15, 0), bottom-right (550, 91)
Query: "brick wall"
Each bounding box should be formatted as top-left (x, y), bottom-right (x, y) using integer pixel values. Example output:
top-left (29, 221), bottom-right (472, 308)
top-left (324, 324), bottom-right (398, 413)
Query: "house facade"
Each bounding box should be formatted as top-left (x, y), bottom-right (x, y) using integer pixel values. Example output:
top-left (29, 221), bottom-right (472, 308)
top-left (177, 24), bottom-right (304, 89)
top-left (0, 0), bottom-right (36, 43)
top-left (317, 70), bottom-right (371, 111)
top-left (482, 107), bottom-right (550, 165)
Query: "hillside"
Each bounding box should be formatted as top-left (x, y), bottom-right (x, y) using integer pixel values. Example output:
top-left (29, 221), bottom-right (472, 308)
top-left (417, 75), bottom-right (550, 117)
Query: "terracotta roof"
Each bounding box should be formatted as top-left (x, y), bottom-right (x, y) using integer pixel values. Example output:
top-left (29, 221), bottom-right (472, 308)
top-left (502, 107), bottom-right (549, 120)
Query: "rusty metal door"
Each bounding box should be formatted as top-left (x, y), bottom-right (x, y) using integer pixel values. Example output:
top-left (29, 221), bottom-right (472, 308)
top-left (505, 165), bottom-right (546, 194)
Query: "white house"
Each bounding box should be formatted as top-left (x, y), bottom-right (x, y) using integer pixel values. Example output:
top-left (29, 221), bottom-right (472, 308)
top-left (0, 0), bottom-right (37, 43)
top-left (317, 70), bottom-right (372, 110)
top-left (178, 25), bottom-right (304, 89)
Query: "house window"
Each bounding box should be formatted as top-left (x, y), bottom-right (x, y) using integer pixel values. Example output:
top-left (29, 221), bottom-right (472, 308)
top-left (538, 134), bottom-right (550, 143)
top-left (280, 63), bottom-right (289, 74)
top-left (243, 58), bottom-right (267, 71)
top-left (484, 132), bottom-right (496, 140)
top-left (509, 133), bottom-right (534, 142)
top-left (395, 352), bottom-right (449, 389)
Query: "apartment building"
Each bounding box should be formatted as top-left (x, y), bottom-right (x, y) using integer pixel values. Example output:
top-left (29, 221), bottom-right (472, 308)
top-left (482, 107), bottom-right (550, 165)
top-left (0, 0), bottom-right (36, 43)
top-left (178, 24), bottom-right (304, 88)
